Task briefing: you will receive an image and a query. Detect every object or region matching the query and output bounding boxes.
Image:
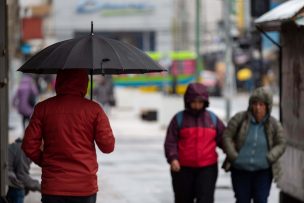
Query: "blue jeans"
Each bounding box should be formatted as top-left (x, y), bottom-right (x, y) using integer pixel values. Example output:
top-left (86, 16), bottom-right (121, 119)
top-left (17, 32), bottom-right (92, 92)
top-left (231, 168), bottom-right (272, 203)
top-left (6, 187), bottom-right (25, 203)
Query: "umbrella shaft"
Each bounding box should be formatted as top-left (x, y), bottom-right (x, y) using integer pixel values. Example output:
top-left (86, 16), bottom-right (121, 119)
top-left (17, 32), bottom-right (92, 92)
top-left (90, 71), bottom-right (93, 100)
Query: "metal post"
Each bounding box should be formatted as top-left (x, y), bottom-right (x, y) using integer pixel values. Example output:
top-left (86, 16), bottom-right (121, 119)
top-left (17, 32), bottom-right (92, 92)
top-left (0, 0), bottom-right (8, 196)
top-left (244, 0), bottom-right (251, 30)
top-left (256, 25), bottom-right (282, 122)
top-left (223, 0), bottom-right (236, 122)
top-left (278, 46), bottom-right (282, 122)
top-left (195, 0), bottom-right (202, 81)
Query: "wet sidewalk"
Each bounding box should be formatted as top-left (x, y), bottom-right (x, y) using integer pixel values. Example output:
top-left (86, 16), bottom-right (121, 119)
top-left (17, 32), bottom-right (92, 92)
top-left (8, 88), bottom-right (279, 203)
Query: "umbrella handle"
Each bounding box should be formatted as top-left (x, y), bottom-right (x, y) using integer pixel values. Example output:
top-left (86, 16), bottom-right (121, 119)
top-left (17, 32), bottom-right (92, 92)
top-left (90, 70), bottom-right (93, 100)
top-left (91, 21), bottom-right (94, 35)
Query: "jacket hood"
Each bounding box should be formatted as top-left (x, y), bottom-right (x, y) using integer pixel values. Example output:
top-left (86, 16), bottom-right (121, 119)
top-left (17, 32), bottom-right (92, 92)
top-left (55, 69), bottom-right (88, 97)
top-left (184, 83), bottom-right (209, 109)
top-left (248, 87), bottom-right (273, 114)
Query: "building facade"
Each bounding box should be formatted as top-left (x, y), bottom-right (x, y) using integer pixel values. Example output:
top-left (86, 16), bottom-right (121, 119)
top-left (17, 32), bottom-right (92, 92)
top-left (53, 0), bottom-right (174, 52)
top-left (53, 0), bottom-right (226, 54)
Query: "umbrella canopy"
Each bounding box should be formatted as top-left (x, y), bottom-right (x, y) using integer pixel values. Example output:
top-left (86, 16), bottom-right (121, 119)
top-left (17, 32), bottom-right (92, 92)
top-left (18, 35), bottom-right (165, 74)
top-left (18, 23), bottom-right (165, 75)
top-left (17, 22), bottom-right (166, 100)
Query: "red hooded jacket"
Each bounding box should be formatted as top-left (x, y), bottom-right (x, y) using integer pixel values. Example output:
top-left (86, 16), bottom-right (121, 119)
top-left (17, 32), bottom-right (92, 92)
top-left (164, 83), bottom-right (225, 167)
top-left (22, 69), bottom-right (115, 196)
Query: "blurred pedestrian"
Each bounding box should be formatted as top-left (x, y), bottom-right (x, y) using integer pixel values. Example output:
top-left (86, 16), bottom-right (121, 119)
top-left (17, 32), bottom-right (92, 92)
top-left (164, 83), bottom-right (225, 203)
top-left (12, 74), bottom-right (39, 129)
top-left (21, 69), bottom-right (115, 203)
top-left (93, 75), bottom-right (115, 115)
top-left (6, 138), bottom-right (41, 203)
top-left (222, 87), bottom-right (286, 203)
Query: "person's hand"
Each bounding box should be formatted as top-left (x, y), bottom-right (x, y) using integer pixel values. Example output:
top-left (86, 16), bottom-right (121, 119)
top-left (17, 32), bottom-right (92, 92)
top-left (8, 171), bottom-right (22, 186)
top-left (36, 183), bottom-right (41, 192)
top-left (170, 159), bottom-right (181, 172)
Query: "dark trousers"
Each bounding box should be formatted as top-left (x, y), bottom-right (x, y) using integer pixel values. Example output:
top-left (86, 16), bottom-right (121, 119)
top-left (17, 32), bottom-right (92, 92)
top-left (6, 187), bottom-right (25, 203)
top-left (171, 164), bottom-right (218, 203)
top-left (231, 168), bottom-right (273, 203)
top-left (0, 197), bottom-right (8, 203)
top-left (41, 194), bottom-right (96, 203)
top-left (22, 115), bottom-right (30, 130)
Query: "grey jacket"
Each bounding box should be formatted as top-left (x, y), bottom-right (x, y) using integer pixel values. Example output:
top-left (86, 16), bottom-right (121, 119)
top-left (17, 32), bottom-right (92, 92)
top-left (8, 138), bottom-right (40, 191)
top-left (222, 87), bottom-right (286, 182)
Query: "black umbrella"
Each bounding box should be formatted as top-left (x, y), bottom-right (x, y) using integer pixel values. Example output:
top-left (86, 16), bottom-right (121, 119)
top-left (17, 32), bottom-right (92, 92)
top-left (18, 22), bottom-right (166, 99)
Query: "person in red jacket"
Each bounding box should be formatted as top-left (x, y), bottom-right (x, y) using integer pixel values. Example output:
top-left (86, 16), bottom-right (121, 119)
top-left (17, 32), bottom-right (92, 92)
top-left (22, 69), bottom-right (115, 203)
top-left (164, 83), bottom-right (225, 203)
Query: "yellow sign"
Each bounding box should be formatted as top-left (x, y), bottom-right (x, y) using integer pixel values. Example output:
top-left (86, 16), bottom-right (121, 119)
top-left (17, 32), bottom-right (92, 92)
top-left (235, 0), bottom-right (245, 31)
top-left (237, 67), bottom-right (252, 81)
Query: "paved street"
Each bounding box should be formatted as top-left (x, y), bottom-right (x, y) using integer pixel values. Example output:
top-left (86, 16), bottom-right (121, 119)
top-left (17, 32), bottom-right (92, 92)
top-left (8, 87), bottom-right (280, 203)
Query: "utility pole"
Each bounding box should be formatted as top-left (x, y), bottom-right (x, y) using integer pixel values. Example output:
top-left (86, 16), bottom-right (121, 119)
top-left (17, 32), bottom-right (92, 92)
top-left (223, 0), bottom-right (236, 122)
top-left (244, 0), bottom-right (251, 32)
top-left (0, 0), bottom-right (8, 197)
top-left (195, 0), bottom-right (202, 81)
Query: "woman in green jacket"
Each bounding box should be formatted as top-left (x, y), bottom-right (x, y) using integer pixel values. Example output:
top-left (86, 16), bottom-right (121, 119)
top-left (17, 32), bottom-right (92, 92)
top-left (222, 87), bottom-right (286, 203)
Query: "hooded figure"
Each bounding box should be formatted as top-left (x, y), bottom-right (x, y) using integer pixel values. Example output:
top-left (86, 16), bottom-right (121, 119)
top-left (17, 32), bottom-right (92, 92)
top-left (222, 87), bottom-right (286, 203)
top-left (164, 83), bottom-right (225, 203)
top-left (12, 74), bottom-right (39, 129)
top-left (183, 82), bottom-right (210, 112)
top-left (22, 69), bottom-right (115, 203)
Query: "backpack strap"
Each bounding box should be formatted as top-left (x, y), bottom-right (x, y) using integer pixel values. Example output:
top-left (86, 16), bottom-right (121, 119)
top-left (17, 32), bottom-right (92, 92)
top-left (206, 110), bottom-right (217, 126)
top-left (207, 110), bottom-right (220, 145)
top-left (176, 111), bottom-right (183, 130)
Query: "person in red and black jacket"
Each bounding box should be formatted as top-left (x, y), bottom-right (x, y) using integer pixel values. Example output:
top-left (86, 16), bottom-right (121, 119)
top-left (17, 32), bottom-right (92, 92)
top-left (22, 69), bottom-right (115, 203)
top-left (164, 83), bottom-right (225, 203)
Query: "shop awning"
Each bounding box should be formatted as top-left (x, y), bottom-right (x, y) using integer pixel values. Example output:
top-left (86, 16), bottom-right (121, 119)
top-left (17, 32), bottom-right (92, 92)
top-left (255, 0), bottom-right (304, 31)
